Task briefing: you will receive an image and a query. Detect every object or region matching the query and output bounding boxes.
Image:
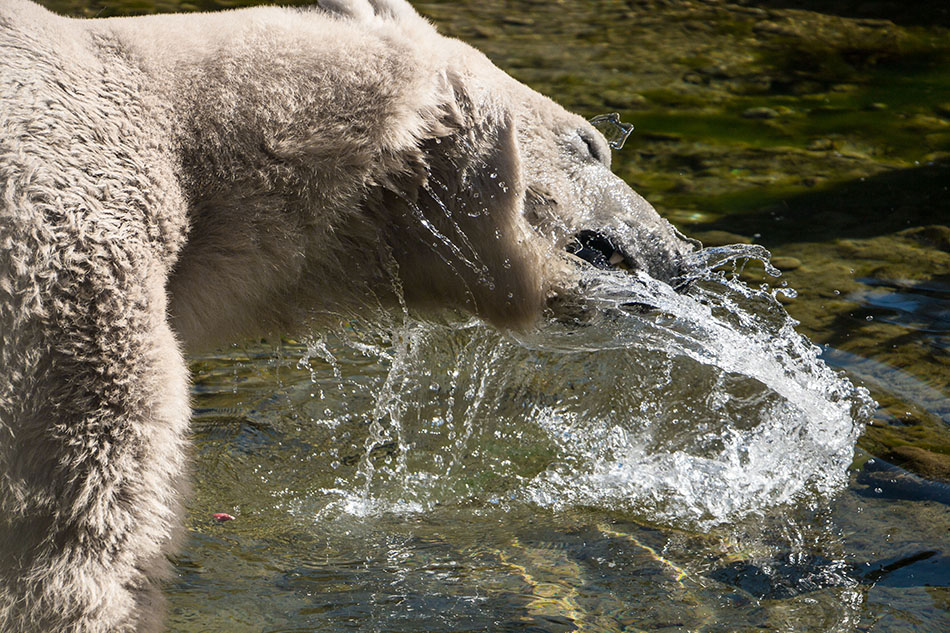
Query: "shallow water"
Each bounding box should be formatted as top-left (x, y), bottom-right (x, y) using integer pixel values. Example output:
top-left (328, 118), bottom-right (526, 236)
top-left (168, 259), bottom-right (936, 633)
top-left (171, 292), bottom-right (944, 632)
top-left (37, 0), bottom-right (950, 631)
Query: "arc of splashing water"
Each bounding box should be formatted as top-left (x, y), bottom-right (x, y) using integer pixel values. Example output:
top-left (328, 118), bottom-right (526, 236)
top-left (521, 260), bottom-right (871, 523)
top-left (313, 240), bottom-right (871, 525)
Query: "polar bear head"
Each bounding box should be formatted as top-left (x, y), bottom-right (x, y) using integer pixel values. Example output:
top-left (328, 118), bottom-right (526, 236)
top-left (166, 0), bottom-right (697, 347)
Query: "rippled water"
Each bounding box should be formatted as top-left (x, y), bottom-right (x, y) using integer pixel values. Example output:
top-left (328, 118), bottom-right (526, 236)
top-left (168, 249), bottom-right (903, 632)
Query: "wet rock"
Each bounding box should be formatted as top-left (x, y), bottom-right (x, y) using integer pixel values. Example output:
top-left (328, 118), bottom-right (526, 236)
top-left (735, 76), bottom-right (774, 93)
top-left (753, 20), bottom-right (796, 36)
top-left (501, 16), bottom-right (534, 27)
top-left (791, 81), bottom-right (826, 95)
top-left (733, 6), bottom-right (768, 19)
top-left (935, 103), bottom-right (950, 119)
top-left (810, 105), bottom-right (849, 115)
top-left (665, 208), bottom-right (716, 224)
top-left (602, 90), bottom-right (648, 109)
top-left (739, 264), bottom-right (768, 284)
top-left (770, 256), bottom-right (802, 271)
top-left (709, 555), bottom-right (841, 599)
top-left (692, 230), bottom-right (753, 247)
top-left (741, 106), bottom-right (780, 119)
top-left (866, 102), bottom-right (888, 111)
top-left (904, 114), bottom-right (950, 133)
top-left (469, 25), bottom-right (496, 39)
top-left (640, 131), bottom-right (682, 142)
top-left (805, 138), bottom-right (835, 152)
top-left (899, 225), bottom-right (950, 252)
top-left (882, 446), bottom-right (950, 482)
top-left (923, 151), bottom-right (950, 163)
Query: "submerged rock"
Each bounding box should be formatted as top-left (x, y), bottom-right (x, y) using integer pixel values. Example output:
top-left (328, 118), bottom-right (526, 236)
top-left (881, 446), bottom-right (950, 483)
top-left (770, 256), bottom-right (802, 271)
top-left (741, 106), bottom-right (780, 119)
top-left (692, 230), bottom-right (753, 247)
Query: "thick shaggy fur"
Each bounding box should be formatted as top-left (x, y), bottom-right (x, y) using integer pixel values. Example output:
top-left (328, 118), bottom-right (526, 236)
top-left (0, 0), bottom-right (693, 630)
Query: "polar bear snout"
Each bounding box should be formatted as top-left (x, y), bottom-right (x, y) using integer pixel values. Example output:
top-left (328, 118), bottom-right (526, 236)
top-left (527, 163), bottom-right (697, 293)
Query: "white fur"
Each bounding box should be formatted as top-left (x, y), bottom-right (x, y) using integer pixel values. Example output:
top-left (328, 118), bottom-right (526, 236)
top-left (0, 1), bottom-right (692, 630)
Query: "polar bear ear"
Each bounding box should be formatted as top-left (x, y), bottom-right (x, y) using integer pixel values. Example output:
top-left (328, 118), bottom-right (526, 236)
top-left (312, 0), bottom-right (430, 26)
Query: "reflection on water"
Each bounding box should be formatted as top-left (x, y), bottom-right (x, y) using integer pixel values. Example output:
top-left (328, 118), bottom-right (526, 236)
top-left (851, 278), bottom-right (950, 335)
top-left (169, 261), bottom-right (949, 630)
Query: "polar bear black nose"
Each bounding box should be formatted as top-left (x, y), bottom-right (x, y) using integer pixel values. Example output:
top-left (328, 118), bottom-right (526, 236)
top-left (567, 230), bottom-right (628, 271)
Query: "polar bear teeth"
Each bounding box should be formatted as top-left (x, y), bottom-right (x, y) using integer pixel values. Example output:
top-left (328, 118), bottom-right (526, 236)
top-left (566, 229), bottom-right (631, 271)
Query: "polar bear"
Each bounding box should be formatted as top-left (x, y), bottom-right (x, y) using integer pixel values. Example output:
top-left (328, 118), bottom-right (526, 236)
top-left (0, 0), bottom-right (695, 630)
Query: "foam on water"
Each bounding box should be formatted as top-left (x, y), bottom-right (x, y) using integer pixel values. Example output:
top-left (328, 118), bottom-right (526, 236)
top-left (292, 246), bottom-right (873, 529)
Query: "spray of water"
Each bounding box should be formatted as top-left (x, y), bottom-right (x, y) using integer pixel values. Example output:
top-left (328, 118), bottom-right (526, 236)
top-left (289, 243), bottom-right (873, 530)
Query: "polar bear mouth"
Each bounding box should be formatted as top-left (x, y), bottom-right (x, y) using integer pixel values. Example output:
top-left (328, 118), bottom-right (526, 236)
top-left (566, 230), bottom-right (632, 271)
top-left (565, 229), bottom-right (696, 298)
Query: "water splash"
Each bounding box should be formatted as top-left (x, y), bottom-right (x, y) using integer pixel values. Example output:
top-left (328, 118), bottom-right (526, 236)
top-left (518, 261), bottom-right (871, 526)
top-left (287, 245), bottom-right (872, 529)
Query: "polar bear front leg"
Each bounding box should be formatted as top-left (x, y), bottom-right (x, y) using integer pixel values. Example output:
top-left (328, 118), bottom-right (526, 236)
top-left (0, 267), bottom-right (191, 633)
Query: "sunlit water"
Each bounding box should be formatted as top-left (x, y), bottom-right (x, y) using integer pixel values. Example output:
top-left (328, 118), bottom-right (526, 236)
top-left (168, 247), bottom-right (923, 633)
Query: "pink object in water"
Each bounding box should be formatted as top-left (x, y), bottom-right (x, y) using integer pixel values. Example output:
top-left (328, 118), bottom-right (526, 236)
top-left (212, 513), bottom-right (235, 522)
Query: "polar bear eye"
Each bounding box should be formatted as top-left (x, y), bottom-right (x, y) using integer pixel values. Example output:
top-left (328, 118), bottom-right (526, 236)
top-left (579, 131), bottom-right (609, 165)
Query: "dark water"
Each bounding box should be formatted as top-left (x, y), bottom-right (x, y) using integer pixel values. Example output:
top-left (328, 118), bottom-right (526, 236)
top-left (37, 1), bottom-right (950, 631)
